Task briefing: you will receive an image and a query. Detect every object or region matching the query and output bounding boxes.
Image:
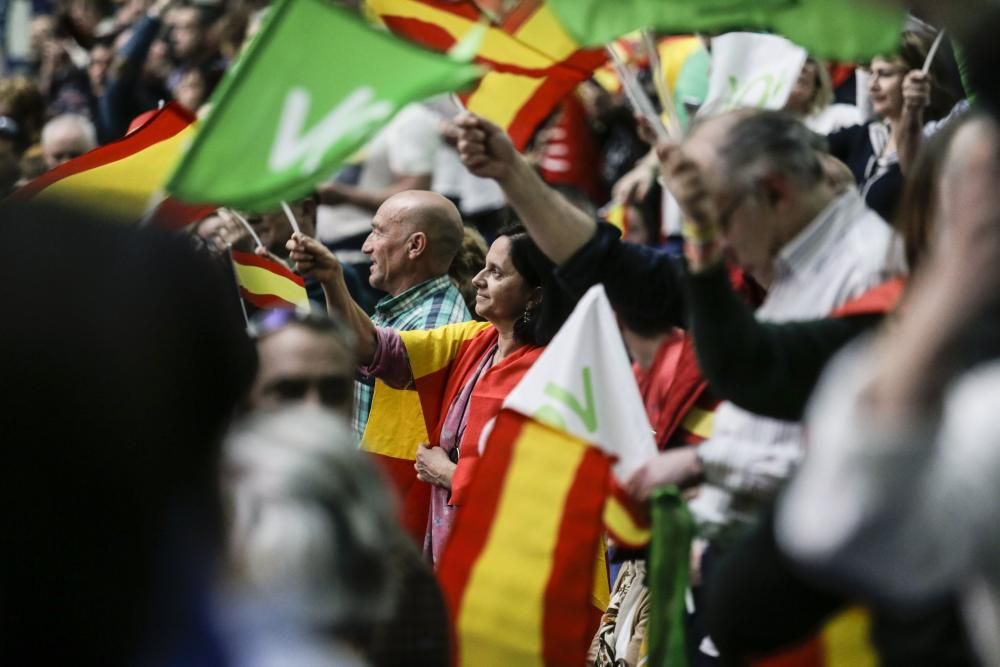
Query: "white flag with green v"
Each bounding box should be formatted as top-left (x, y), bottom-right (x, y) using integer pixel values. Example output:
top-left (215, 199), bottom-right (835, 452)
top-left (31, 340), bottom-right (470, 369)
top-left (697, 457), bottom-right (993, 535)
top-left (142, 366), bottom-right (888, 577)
top-left (167, 0), bottom-right (481, 212)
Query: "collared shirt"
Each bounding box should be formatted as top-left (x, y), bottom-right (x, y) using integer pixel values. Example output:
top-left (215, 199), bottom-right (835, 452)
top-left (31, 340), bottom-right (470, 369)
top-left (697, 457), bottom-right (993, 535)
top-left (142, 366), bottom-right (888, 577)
top-left (689, 190), bottom-right (894, 543)
top-left (352, 274), bottom-right (470, 439)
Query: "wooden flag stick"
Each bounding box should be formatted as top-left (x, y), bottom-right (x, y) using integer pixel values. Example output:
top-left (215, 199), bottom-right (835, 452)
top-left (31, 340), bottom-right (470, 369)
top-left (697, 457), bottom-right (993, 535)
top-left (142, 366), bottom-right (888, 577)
top-left (227, 246), bottom-right (251, 327)
top-left (923, 29), bottom-right (946, 74)
top-left (606, 44), bottom-right (671, 143)
top-left (280, 200), bottom-right (302, 236)
top-left (226, 208), bottom-right (265, 250)
top-left (642, 30), bottom-right (683, 139)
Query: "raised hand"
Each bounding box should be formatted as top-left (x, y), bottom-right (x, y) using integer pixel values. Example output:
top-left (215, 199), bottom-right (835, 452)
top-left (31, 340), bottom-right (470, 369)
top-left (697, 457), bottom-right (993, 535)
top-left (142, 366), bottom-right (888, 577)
top-left (455, 112), bottom-right (519, 182)
top-left (286, 232), bottom-right (342, 286)
top-left (902, 70), bottom-right (932, 113)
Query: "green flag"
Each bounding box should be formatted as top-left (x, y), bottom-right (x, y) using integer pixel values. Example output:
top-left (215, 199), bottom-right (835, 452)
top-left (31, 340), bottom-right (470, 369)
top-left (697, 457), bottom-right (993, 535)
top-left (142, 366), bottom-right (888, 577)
top-left (647, 487), bottom-right (695, 667)
top-left (548, 0), bottom-right (905, 62)
top-left (167, 0), bottom-right (480, 212)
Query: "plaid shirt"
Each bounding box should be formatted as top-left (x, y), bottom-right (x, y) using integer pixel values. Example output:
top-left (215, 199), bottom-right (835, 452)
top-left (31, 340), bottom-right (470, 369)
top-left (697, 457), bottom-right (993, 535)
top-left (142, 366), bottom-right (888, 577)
top-left (353, 274), bottom-right (470, 439)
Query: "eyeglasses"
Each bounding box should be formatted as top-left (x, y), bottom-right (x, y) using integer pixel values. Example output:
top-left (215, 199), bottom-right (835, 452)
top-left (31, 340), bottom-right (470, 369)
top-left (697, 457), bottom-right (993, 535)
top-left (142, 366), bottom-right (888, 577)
top-left (266, 376), bottom-right (353, 408)
top-left (866, 67), bottom-right (904, 82)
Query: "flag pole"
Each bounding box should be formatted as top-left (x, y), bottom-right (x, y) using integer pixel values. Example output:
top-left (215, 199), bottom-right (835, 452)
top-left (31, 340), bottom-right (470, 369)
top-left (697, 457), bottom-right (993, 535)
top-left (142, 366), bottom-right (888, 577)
top-left (642, 30), bottom-right (683, 139)
top-left (922, 29), bottom-right (946, 74)
top-left (225, 208), bottom-right (265, 250)
top-left (227, 245), bottom-right (251, 327)
top-left (280, 200), bottom-right (302, 236)
top-left (606, 45), bottom-right (671, 143)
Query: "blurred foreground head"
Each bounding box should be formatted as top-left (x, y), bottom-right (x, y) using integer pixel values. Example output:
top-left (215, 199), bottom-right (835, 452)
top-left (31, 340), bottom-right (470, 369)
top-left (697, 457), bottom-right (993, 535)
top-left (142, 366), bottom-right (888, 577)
top-left (0, 201), bottom-right (257, 664)
top-left (223, 407), bottom-right (398, 654)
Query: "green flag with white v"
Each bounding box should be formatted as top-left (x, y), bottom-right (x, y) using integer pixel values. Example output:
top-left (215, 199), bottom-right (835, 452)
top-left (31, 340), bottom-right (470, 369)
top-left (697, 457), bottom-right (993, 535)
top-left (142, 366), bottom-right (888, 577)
top-left (167, 0), bottom-right (480, 212)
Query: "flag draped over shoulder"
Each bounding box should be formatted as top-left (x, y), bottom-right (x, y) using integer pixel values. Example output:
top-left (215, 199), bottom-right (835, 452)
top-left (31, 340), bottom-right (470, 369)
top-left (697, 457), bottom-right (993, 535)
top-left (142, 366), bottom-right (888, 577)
top-left (230, 249), bottom-right (309, 311)
top-left (361, 320), bottom-right (492, 542)
top-left (547, 0), bottom-right (905, 62)
top-left (10, 103), bottom-right (211, 229)
top-left (167, 0), bottom-right (480, 213)
top-left (367, 0), bottom-right (606, 149)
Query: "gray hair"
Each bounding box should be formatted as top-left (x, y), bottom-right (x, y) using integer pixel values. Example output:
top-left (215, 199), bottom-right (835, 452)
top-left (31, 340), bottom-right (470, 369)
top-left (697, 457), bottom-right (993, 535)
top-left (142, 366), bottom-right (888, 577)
top-left (717, 110), bottom-right (829, 197)
top-left (223, 407), bottom-right (398, 639)
top-left (40, 113), bottom-right (97, 151)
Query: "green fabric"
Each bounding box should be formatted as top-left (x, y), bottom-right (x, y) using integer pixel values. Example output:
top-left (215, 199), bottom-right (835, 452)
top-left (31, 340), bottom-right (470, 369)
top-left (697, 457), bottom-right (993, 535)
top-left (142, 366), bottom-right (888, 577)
top-left (953, 42), bottom-right (976, 104)
top-left (673, 46), bottom-right (710, 130)
top-left (548, 0), bottom-right (905, 61)
top-left (167, 0), bottom-right (480, 212)
top-left (647, 486), bottom-right (695, 667)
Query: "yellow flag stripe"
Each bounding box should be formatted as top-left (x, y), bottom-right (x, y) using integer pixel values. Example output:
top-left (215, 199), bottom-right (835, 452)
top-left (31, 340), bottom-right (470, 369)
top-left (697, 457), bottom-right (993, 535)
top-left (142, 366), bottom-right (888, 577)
top-left (823, 608), bottom-right (876, 667)
top-left (457, 422), bottom-right (587, 667)
top-left (232, 262), bottom-right (309, 309)
top-left (680, 406), bottom-right (714, 439)
top-left (367, 0), bottom-right (556, 69)
top-left (659, 36), bottom-right (703, 93)
top-left (466, 71), bottom-right (546, 130)
top-left (513, 5), bottom-right (579, 61)
top-left (400, 320), bottom-right (491, 379)
top-left (36, 125), bottom-right (194, 219)
top-left (603, 495), bottom-right (651, 547)
top-left (360, 380), bottom-right (428, 459)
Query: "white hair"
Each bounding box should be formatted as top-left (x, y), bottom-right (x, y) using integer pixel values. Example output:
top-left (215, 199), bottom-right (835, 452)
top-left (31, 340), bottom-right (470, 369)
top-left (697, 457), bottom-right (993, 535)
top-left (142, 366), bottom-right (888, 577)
top-left (223, 407), bottom-right (399, 638)
top-left (41, 113), bottom-right (97, 151)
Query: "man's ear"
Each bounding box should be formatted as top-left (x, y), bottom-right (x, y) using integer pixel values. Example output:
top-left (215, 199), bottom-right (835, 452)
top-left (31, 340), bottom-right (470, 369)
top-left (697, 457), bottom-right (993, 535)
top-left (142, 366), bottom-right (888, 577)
top-left (408, 231), bottom-right (428, 258)
top-left (761, 172), bottom-right (793, 209)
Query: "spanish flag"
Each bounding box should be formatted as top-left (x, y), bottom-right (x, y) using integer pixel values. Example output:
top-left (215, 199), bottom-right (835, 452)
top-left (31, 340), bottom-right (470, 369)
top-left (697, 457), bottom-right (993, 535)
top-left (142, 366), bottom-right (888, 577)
top-left (230, 249), bottom-right (310, 311)
top-left (10, 103), bottom-right (211, 229)
top-left (366, 0), bottom-right (606, 149)
top-left (503, 285), bottom-right (659, 550)
top-left (361, 320), bottom-right (537, 543)
top-left (438, 409), bottom-right (610, 666)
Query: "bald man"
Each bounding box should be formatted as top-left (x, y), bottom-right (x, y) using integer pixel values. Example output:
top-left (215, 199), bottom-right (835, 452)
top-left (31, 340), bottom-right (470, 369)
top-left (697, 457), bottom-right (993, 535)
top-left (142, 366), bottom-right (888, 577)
top-left (289, 190), bottom-right (471, 439)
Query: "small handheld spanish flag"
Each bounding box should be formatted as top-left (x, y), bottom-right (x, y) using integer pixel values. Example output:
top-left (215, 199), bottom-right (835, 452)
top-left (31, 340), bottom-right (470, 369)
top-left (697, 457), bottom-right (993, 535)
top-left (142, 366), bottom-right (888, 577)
top-left (230, 249), bottom-right (309, 311)
top-left (9, 103), bottom-right (213, 229)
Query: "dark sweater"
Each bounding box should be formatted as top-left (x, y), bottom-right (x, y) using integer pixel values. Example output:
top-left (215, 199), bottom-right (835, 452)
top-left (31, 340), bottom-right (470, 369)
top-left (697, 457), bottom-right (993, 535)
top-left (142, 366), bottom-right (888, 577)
top-left (827, 122), bottom-right (902, 223)
top-left (557, 224), bottom-right (883, 421)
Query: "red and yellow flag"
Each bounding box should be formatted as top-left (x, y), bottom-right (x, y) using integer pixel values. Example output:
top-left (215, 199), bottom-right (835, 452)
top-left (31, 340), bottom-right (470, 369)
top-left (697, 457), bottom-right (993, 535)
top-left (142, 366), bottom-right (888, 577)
top-left (751, 608), bottom-right (876, 667)
top-left (438, 409), bottom-right (610, 667)
top-left (362, 320), bottom-right (492, 541)
top-left (10, 103), bottom-right (212, 229)
top-left (366, 0), bottom-right (606, 149)
top-left (230, 249), bottom-right (309, 311)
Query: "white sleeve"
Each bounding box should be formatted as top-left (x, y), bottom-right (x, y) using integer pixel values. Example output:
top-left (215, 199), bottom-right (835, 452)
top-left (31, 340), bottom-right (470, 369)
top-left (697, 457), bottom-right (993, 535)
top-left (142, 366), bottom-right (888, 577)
top-left (384, 104), bottom-right (440, 177)
top-left (777, 341), bottom-right (1000, 603)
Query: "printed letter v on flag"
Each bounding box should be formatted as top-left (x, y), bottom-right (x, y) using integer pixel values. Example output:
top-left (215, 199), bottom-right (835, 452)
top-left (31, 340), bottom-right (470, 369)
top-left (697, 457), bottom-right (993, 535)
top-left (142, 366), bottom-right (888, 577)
top-left (167, 0), bottom-right (480, 213)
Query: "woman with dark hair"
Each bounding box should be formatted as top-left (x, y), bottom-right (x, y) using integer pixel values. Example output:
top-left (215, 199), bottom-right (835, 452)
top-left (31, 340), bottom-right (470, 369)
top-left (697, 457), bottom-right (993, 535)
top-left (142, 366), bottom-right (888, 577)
top-left (286, 223), bottom-right (576, 565)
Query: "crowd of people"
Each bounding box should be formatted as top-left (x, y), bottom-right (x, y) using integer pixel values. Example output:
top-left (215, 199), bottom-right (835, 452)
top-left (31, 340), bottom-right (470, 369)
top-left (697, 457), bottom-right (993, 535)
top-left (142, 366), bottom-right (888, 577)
top-left (5, 0), bottom-right (1000, 666)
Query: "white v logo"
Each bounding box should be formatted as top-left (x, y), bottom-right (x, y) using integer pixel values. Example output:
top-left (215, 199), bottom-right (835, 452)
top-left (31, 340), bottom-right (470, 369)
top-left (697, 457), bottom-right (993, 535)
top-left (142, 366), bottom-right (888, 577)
top-left (268, 86), bottom-right (393, 175)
